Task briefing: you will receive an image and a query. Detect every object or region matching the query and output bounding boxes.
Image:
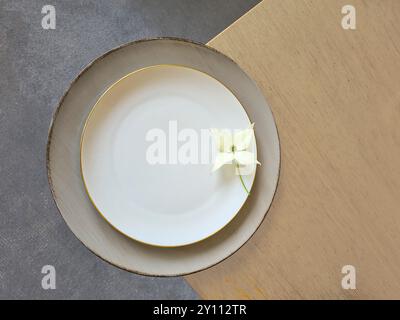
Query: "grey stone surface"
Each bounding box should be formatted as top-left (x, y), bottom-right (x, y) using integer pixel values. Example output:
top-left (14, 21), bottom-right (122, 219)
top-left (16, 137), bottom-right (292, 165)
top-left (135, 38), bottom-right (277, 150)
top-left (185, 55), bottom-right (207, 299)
top-left (0, 0), bottom-right (259, 299)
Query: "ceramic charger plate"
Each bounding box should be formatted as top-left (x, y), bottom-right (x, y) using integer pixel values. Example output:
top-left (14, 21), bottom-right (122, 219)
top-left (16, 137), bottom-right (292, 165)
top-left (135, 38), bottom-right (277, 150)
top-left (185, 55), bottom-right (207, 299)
top-left (81, 64), bottom-right (256, 247)
top-left (47, 38), bottom-right (280, 275)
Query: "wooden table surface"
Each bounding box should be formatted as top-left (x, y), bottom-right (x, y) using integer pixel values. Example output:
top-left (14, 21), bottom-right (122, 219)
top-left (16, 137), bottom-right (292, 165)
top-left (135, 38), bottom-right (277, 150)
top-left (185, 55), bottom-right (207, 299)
top-left (186, 0), bottom-right (400, 299)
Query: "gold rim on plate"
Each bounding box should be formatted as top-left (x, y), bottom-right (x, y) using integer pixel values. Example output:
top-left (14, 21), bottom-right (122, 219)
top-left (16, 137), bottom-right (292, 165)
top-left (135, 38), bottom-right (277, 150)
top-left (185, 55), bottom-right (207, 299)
top-left (79, 63), bottom-right (258, 248)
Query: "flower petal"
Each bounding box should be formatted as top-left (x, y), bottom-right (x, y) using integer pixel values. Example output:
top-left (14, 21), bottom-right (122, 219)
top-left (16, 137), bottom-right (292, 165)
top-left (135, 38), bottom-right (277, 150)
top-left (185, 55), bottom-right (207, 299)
top-left (210, 129), bottom-right (233, 152)
top-left (234, 151), bottom-right (259, 165)
top-left (233, 123), bottom-right (255, 151)
top-left (212, 152), bottom-right (234, 171)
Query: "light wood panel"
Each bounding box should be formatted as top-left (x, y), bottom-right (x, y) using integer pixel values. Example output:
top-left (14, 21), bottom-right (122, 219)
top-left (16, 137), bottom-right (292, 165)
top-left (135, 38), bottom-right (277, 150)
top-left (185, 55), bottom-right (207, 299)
top-left (187, 0), bottom-right (400, 299)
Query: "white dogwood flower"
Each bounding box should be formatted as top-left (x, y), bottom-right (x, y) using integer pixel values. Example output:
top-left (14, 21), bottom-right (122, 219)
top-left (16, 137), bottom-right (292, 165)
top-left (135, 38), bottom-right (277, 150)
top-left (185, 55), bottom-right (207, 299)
top-left (210, 124), bottom-right (260, 194)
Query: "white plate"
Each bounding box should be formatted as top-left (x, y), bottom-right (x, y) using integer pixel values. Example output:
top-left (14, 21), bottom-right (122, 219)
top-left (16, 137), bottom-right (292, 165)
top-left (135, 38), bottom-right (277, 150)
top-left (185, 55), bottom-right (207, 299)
top-left (81, 64), bottom-right (256, 247)
top-left (48, 38), bottom-right (280, 275)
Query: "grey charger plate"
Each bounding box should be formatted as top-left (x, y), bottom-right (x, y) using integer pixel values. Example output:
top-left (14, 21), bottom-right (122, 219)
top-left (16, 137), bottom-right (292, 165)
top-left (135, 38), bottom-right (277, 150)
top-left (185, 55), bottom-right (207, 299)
top-left (47, 38), bottom-right (280, 276)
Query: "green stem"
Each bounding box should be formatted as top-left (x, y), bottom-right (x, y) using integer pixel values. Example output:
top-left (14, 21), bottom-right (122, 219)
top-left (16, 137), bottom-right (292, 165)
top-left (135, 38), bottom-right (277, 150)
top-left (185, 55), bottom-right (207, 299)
top-left (236, 164), bottom-right (250, 195)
